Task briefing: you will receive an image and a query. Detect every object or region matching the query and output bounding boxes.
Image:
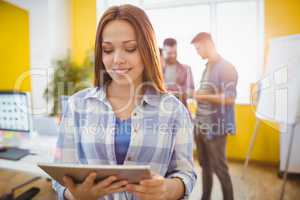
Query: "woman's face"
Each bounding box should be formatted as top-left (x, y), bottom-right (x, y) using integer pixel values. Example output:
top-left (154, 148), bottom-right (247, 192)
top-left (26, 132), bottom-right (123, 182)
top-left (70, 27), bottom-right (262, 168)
top-left (102, 20), bottom-right (144, 86)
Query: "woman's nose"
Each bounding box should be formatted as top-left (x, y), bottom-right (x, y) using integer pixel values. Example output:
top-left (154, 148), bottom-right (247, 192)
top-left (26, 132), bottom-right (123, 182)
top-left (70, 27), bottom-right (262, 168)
top-left (113, 50), bottom-right (126, 65)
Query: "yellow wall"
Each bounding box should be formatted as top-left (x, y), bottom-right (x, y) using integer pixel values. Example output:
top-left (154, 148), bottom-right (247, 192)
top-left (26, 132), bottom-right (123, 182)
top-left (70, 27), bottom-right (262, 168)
top-left (69, 0), bottom-right (300, 163)
top-left (265, 0), bottom-right (300, 39)
top-left (71, 0), bottom-right (96, 64)
top-left (0, 1), bottom-right (30, 91)
top-left (227, 105), bottom-right (279, 163)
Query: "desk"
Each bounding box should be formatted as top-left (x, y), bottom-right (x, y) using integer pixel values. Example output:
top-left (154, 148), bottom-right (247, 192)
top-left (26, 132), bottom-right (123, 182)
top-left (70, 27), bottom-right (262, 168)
top-left (0, 132), bottom-right (57, 177)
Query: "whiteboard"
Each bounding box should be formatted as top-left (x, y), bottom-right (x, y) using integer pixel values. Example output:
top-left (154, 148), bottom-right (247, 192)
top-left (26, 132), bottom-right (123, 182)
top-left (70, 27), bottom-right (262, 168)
top-left (256, 34), bottom-right (300, 124)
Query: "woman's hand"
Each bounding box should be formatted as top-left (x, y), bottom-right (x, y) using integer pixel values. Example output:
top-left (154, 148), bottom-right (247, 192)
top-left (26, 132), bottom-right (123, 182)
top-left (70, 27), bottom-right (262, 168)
top-left (126, 173), bottom-right (168, 200)
top-left (126, 173), bottom-right (185, 200)
top-left (126, 174), bottom-right (167, 200)
top-left (63, 173), bottom-right (128, 200)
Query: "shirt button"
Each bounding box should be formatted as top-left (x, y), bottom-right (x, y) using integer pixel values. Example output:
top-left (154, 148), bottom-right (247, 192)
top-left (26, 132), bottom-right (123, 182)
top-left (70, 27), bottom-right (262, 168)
top-left (127, 156), bottom-right (132, 161)
top-left (133, 112), bottom-right (137, 116)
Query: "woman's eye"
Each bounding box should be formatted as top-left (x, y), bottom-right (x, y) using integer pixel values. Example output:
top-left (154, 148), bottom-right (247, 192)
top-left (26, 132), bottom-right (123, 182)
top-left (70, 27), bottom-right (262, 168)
top-left (126, 47), bottom-right (137, 53)
top-left (103, 49), bottom-right (113, 54)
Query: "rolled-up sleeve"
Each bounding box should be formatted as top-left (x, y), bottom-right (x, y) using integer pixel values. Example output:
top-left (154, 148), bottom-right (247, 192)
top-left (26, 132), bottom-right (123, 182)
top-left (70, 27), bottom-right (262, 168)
top-left (166, 104), bottom-right (197, 199)
top-left (52, 98), bottom-right (78, 200)
top-left (52, 182), bottom-right (67, 200)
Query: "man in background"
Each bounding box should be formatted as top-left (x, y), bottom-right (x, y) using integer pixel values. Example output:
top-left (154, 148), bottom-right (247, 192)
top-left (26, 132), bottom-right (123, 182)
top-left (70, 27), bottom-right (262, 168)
top-left (162, 38), bottom-right (194, 107)
top-left (191, 32), bottom-right (238, 200)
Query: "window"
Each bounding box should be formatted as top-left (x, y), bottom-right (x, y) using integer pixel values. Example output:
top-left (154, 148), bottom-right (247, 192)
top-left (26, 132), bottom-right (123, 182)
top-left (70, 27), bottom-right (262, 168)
top-left (97, 0), bottom-right (264, 104)
top-left (216, 1), bottom-right (261, 103)
top-left (146, 5), bottom-right (210, 88)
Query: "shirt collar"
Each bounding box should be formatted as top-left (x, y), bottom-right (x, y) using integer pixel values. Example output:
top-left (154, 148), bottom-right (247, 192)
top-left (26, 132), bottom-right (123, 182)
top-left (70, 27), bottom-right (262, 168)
top-left (83, 85), bottom-right (161, 107)
top-left (82, 85), bottom-right (106, 101)
top-left (206, 54), bottom-right (221, 67)
top-left (141, 87), bottom-right (161, 107)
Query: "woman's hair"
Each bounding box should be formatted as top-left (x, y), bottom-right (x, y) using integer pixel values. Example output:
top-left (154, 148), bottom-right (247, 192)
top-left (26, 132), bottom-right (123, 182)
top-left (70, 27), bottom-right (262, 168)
top-left (94, 4), bottom-right (166, 93)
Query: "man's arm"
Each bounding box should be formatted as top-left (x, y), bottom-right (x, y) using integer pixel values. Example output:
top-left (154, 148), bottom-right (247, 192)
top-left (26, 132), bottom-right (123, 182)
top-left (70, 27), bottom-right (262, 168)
top-left (194, 63), bottom-right (238, 106)
top-left (193, 92), bottom-right (235, 105)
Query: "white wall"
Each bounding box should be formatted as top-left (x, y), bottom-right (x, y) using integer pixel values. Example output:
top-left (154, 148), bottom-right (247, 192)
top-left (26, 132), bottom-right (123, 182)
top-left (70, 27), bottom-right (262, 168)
top-left (5, 0), bottom-right (71, 115)
top-left (48, 0), bottom-right (71, 61)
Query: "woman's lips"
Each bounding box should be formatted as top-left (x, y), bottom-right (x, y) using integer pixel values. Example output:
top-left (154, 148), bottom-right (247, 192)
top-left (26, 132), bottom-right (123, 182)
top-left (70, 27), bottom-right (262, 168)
top-left (112, 68), bottom-right (132, 75)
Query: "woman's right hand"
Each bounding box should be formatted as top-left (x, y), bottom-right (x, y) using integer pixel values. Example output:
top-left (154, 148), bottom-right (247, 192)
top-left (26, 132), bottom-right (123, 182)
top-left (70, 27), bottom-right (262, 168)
top-left (63, 173), bottom-right (128, 200)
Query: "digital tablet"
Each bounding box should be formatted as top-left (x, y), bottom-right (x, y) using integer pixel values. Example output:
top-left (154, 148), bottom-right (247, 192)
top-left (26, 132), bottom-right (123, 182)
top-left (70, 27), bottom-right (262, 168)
top-left (38, 163), bottom-right (151, 186)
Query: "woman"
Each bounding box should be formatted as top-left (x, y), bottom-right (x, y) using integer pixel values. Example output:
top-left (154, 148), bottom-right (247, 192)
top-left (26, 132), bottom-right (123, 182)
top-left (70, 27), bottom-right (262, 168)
top-left (53, 4), bottom-right (196, 200)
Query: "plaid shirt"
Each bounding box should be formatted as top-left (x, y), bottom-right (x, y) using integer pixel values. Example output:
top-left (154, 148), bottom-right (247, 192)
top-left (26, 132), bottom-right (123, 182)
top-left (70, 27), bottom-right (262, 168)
top-left (52, 86), bottom-right (196, 200)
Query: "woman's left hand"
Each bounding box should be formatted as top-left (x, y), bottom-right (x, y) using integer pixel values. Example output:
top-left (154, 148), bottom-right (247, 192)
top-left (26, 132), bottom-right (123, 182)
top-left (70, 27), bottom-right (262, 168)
top-left (126, 173), bottom-right (167, 200)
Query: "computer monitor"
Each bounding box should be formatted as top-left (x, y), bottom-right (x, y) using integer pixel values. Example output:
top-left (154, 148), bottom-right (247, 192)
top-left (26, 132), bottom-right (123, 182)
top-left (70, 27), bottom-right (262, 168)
top-left (0, 91), bottom-right (31, 160)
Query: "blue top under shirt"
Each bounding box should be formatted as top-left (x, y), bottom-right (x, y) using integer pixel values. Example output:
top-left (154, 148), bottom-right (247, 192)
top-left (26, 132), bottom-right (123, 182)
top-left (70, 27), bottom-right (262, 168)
top-left (114, 118), bottom-right (131, 164)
